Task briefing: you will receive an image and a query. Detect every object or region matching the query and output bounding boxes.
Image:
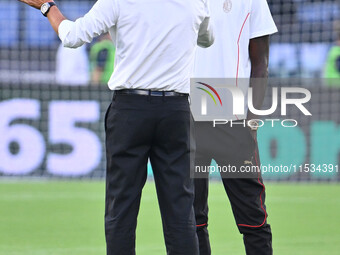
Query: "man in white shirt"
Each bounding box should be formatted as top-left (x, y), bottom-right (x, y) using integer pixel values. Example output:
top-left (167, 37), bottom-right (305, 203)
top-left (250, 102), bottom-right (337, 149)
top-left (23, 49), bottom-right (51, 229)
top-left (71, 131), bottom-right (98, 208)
top-left (193, 0), bottom-right (277, 254)
top-left (19, 0), bottom-right (214, 254)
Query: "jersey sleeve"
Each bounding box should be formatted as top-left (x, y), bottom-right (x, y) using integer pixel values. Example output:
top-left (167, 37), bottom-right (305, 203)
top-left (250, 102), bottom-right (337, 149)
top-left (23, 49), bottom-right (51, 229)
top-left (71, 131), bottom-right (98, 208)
top-left (249, 0), bottom-right (278, 39)
top-left (97, 49), bottom-right (110, 68)
top-left (58, 0), bottom-right (119, 48)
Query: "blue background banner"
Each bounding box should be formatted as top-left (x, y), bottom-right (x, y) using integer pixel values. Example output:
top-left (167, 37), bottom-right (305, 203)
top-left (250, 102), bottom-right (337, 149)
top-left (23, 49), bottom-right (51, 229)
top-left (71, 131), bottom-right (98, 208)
top-left (0, 83), bottom-right (339, 181)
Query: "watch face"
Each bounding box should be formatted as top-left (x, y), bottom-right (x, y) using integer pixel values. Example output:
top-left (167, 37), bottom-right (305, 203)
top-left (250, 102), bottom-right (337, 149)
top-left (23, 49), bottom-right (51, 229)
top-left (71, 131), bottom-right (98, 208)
top-left (41, 3), bottom-right (50, 15)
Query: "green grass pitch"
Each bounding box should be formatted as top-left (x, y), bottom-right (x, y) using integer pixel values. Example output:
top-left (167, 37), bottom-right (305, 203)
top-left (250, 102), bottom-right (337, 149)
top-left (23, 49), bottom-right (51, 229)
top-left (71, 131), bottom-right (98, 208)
top-left (0, 181), bottom-right (339, 255)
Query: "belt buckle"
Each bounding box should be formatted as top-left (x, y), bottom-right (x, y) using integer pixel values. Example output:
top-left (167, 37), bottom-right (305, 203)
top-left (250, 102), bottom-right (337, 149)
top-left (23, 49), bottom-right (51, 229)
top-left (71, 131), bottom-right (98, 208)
top-left (150, 90), bottom-right (164, 96)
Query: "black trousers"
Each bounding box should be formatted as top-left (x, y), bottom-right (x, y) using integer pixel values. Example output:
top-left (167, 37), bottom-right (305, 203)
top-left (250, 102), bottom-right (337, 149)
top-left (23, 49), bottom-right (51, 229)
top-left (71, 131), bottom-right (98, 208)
top-left (104, 93), bottom-right (198, 255)
top-left (194, 122), bottom-right (272, 255)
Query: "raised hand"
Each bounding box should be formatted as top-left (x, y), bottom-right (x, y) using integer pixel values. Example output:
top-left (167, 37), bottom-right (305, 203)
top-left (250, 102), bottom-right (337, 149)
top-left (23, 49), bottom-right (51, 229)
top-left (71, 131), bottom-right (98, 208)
top-left (18, 0), bottom-right (51, 10)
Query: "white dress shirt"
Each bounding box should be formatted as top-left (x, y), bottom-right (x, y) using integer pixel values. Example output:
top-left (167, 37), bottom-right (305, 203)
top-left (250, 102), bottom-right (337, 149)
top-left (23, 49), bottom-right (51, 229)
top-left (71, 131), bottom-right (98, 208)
top-left (58, 0), bottom-right (214, 93)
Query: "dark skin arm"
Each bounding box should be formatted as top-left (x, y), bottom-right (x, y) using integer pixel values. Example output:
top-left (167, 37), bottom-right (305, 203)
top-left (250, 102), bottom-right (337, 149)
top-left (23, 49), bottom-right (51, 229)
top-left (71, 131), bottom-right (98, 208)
top-left (247, 35), bottom-right (270, 137)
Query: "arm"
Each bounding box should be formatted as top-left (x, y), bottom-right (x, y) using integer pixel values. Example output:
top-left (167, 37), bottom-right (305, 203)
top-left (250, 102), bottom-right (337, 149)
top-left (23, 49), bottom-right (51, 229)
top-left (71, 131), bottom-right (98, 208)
top-left (197, 17), bottom-right (214, 48)
top-left (247, 35), bottom-right (270, 121)
top-left (47, 7), bottom-right (66, 35)
top-left (91, 68), bottom-right (104, 84)
top-left (19, 0), bottom-right (118, 48)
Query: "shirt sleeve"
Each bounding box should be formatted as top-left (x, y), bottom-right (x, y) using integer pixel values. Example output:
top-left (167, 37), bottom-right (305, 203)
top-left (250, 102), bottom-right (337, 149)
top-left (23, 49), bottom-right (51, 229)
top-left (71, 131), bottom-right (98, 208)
top-left (197, 0), bottom-right (214, 48)
top-left (249, 0), bottom-right (278, 39)
top-left (58, 0), bottom-right (119, 48)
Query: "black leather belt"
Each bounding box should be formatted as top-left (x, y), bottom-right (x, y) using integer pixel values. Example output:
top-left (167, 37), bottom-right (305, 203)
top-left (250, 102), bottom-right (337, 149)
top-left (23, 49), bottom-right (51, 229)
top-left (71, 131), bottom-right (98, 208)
top-left (114, 89), bottom-right (188, 97)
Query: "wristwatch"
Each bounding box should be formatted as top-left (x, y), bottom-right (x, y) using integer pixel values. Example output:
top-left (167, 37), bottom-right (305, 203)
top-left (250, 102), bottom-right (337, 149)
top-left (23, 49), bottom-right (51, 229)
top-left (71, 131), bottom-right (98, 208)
top-left (247, 119), bottom-right (259, 131)
top-left (41, 2), bottom-right (56, 17)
